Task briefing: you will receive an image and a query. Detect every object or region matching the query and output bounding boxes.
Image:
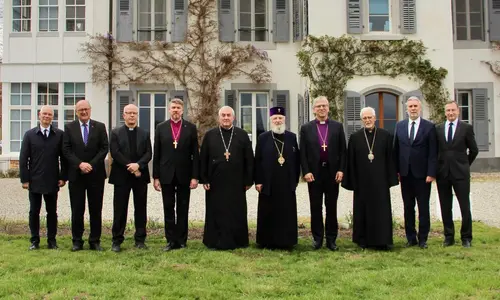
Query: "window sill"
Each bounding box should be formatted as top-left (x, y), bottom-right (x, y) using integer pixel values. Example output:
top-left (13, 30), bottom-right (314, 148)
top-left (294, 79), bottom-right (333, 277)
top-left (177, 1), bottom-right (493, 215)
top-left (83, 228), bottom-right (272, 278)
top-left (236, 41), bottom-right (277, 51)
top-left (9, 32), bottom-right (33, 38)
top-left (63, 32), bottom-right (87, 37)
top-left (454, 40), bottom-right (491, 50)
top-left (36, 32), bottom-right (60, 37)
top-left (360, 34), bottom-right (405, 41)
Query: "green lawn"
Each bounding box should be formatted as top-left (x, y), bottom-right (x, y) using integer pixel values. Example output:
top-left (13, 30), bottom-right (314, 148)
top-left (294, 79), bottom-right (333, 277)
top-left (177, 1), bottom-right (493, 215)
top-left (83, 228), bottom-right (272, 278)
top-left (1, 222), bottom-right (499, 299)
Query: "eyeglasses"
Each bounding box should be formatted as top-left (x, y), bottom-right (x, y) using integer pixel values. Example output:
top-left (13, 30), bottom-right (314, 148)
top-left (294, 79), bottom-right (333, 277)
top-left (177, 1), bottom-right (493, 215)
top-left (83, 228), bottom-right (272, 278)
top-left (77, 108), bottom-right (90, 113)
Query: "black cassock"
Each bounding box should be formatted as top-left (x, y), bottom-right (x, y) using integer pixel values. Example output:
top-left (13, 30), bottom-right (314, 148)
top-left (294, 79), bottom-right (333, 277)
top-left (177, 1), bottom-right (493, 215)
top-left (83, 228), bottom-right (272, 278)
top-left (200, 126), bottom-right (254, 250)
top-left (342, 127), bottom-right (398, 248)
top-left (254, 131), bottom-right (301, 249)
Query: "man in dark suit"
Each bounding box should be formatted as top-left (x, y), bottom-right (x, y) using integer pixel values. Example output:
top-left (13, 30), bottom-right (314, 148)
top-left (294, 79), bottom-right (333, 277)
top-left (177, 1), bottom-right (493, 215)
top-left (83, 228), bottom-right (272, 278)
top-left (19, 106), bottom-right (67, 250)
top-left (436, 100), bottom-right (478, 248)
top-left (63, 99), bottom-right (109, 251)
top-left (300, 96), bottom-right (347, 251)
top-left (109, 104), bottom-right (152, 252)
top-left (153, 98), bottom-right (199, 251)
top-left (393, 96), bottom-right (437, 249)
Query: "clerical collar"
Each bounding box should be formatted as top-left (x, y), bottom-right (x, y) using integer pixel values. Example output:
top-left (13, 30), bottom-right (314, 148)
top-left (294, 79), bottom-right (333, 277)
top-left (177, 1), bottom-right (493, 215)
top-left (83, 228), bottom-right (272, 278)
top-left (126, 126), bottom-right (136, 131)
top-left (171, 118), bottom-right (182, 123)
top-left (315, 119), bottom-right (328, 125)
top-left (364, 127), bottom-right (376, 133)
top-left (220, 126), bottom-right (233, 131)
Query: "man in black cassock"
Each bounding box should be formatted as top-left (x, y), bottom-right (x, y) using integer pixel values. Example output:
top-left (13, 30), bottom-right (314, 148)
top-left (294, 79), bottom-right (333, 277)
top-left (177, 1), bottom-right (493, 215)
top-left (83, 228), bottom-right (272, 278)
top-left (254, 107), bottom-right (301, 249)
top-left (200, 106), bottom-right (254, 250)
top-left (342, 107), bottom-right (398, 250)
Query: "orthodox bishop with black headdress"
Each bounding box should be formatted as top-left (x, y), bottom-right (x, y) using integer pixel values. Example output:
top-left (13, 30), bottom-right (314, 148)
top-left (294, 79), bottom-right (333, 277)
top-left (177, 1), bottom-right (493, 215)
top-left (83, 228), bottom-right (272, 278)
top-left (254, 107), bottom-right (301, 249)
top-left (200, 106), bottom-right (254, 250)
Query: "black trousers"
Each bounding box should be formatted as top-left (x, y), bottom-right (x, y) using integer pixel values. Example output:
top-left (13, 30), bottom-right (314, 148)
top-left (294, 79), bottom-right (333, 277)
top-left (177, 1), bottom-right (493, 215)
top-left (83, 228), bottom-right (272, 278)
top-left (307, 164), bottom-right (339, 244)
top-left (68, 176), bottom-right (105, 246)
top-left (161, 176), bottom-right (191, 245)
top-left (436, 175), bottom-right (472, 241)
top-left (400, 170), bottom-right (431, 243)
top-left (111, 179), bottom-right (148, 245)
top-left (29, 192), bottom-right (58, 244)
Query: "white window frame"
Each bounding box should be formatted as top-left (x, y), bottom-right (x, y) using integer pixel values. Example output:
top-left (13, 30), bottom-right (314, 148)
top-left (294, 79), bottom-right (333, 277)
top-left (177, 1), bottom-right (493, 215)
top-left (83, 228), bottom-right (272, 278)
top-left (65, 0), bottom-right (86, 32)
top-left (367, 0), bottom-right (391, 32)
top-left (63, 83), bottom-right (85, 125)
top-left (452, 0), bottom-right (484, 41)
top-left (136, 0), bottom-right (169, 42)
top-left (238, 0), bottom-right (269, 42)
top-left (12, 0), bottom-right (32, 32)
top-left (9, 83), bottom-right (33, 153)
top-left (39, 0), bottom-right (59, 32)
top-left (238, 91), bottom-right (269, 149)
top-left (137, 92), bottom-right (169, 139)
top-left (457, 90), bottom-right (472, 123)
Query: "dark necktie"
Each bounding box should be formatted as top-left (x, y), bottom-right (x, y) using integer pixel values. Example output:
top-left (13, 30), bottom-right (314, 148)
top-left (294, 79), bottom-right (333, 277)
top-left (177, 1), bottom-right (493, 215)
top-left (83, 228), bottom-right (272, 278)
top-left (83, 123), bottom-right (89, 145)
top-left (447, 123), bottom-right (453, 144)
top-left (409, 121), bottom-right (415, 144)
top-left (44, 129), bottom-right (48, 138)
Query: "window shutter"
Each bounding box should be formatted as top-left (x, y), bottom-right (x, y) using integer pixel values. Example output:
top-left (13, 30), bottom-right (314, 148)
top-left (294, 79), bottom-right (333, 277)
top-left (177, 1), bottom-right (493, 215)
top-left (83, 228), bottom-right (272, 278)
top-left (219, 0), bottom-right (235, 42)
top-left (297, 93), bottom-right (304, 132)
top-left (273, 0), bottom-right (290, 42)
top-left (472, 88), bottom-right (489, 151)
top-left (293, 0), bottom-right (303, 42)
top-left (273, 90), bottom-right (290, 129)
top-left (224, 90), bottom-right (236, 109)
top-left (402, 90), bottom-right (424, 116)
top-left (344, 91), bottom-right (363, 139)
top-left (116, 90), bottom-right (133, 127)
top-left (171, 90), bottom-right (189, 120)
top-left (400, 0), bottom-right (416, 34)
top-left (171, 0), bottom-right (188, 42)
top-left (117, 0), bottom-right (133, 42)
top-left (346, 0), bottom-right (363, 34)
top-left (303, 0), bottom-right (308, 37)
top-left (304, 89), bottom-right (310, 122)
top-left (489, 0), bottom-right (500, 41)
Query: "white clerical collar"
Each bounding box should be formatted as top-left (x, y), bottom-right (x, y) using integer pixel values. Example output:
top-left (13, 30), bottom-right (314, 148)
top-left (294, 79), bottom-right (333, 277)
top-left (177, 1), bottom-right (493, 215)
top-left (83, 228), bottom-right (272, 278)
top-left (126, 126), bottom-right (136, 131)
top-left (221, 125), bottom-right (233, 130)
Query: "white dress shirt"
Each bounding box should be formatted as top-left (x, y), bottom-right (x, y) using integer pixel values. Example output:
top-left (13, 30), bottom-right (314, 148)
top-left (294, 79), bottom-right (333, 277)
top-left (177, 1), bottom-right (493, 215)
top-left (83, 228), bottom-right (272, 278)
top-left (445, 119), bottom-right (458, 142)
top-left (408, 117), bottom-right (421, 141)
top-left (40, 125), bottom-right (51, 137)
top-left (79, 119), bottom-right (90, 141)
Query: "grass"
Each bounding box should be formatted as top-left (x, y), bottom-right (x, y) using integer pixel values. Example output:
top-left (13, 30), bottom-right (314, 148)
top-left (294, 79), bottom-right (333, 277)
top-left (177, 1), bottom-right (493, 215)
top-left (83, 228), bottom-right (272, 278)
top-left (0, 221), bottom-right (499, 299)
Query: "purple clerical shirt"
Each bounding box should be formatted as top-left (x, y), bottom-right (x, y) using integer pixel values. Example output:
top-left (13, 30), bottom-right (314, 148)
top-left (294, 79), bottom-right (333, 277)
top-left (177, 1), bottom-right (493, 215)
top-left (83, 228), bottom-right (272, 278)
top-left (315, 119), bottom-right (329, 162)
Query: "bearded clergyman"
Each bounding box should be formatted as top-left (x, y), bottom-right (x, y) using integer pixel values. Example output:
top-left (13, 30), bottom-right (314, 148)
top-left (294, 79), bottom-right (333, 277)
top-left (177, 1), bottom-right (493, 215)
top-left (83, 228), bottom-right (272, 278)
top-left (254, 107), bottom-right (301, 250)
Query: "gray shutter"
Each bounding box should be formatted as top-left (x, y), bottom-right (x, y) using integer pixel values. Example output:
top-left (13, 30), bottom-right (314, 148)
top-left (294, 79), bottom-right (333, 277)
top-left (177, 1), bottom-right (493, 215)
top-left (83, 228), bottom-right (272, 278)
top-left (117, 0), bottom-right (133, 42)
top-left (224, 90), bottom-right (236, 109)
top-left (293, 0), bottom-right (303, 42)
top-left (116, 90), bottom-right (133, 127)
top-left (297, 93), bottom-right (304, 132)
top-left (273, 90), bottom-right (290, 129)
top-left (304, 89), bottom-right (310, 122)
top-left (402, 90), bottom-right (424, 117)
top-left (171, 90), bottom-right (189, 120)
top-left (472, 88), bottom-right (489, 151)
top-left (400, 0), bottom-right (416, 34)
top-left (346, 0), bottom-right (363, 34)
top-left (489, 0), bottom-right (500, 41)
top-left (219, 0), bottom-right (235, 42)
top-left (303, 0), bottom-right (308, 37)
top-left (273, 0), bottom-right (290, 42)
top-left (171, 0), bottom-right (188, 42)
top-left (344, 91), bottom-right (363, 139)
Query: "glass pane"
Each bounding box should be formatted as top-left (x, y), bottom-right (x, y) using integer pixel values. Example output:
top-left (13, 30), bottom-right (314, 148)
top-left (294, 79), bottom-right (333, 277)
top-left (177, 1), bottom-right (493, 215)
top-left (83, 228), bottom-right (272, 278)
top-left (75, 83), bottom-right (85, 94)
top-left (139, 108), bottom-right (151, 133)
top-left (470, 26), bottom-right (483, 40)
top-left (456, 13), bottom-right (466, 26)
top-left (22, 121), bottom-right (32, 135)
top-left (49, 94), bottom-right (58, 105)
top-left (256, 94), bottom-right (267, 107)
top-left (64, 96), bottom-right (75, 105)
top-left (456, 27), bottom-right (467, 40)
top-left (22, 110), bottom-right (32, 120)
top-left (22, 83), bottom-right (31, 93)
top-left (155, 13), bottom-right (167, 27)
top-left (469, 12), bottom-right (482, 26)
top-left (459, 93), bottom-right (469, 106)
top-left (383, 93), bottom-right (397, 119)
top-left (255, 0), bottom-right (266, 13)
top-left (255, 13), bottom-right (266, 28)
top-left (139, 13), bottom-right (152, 28)
top-left (39, 20), bottom-right (48, 31)
top-left (11, 123), bottom-right (21, 139)
top-left (461, 107), bottom-right (469, 121)
top-left (240, 93), bottom-right (252, 106)
top-left (14, 0), bottom-right (22, 5)
top-left (40, 7), bottom-right (49, 18)
top-left (11, 95), bottom-right (21, 105)
top-left (64, 109), bottom-right (75, 121)
top-left (11, 110), bottom-right (21, 120)
top-left (139, 0), bottom-right (152, 13)
top-left (240, 0), bottom-right (251, 12)
top-left (369, 16), bottom-right (389, 32)
top-left (383, 120), bottom-right (396, 134)
top-left (365, 93), bottom-right (380, 116)
top-left (66, 0), bottom-right (75, 5)
top-left (11, 142), bottom-right (21, 152)
top-left (455, 0), bottom-right (466, 12)
top-left (22, 95), bottom-right (32, 105)
top-left (76, 6), bottom-right (85, 18)
top-left (75, 0), bottom-right (85, 4)
top-left (139, 94), bottom-right (151, 106)
top-left (241, 107), bottom-right (252, 133)
top-left (469, 0), bottom-right (482, 12)
top-left (49, 7), bottom-right (58, 18)
top-left (40, 0), bottom-right (49, 5)
top-left (66, 6), bottom-right (75, 18)
top-left (155, 94), bottom-right (166, 106)
top-left (155, 0), bottom-right (166, 13)
top-left (255, 29), bottom-right (267, 41)
top-left (139, 31), bottom-right (151, 41)
top-left (64, 83), bottom-right (74, 94)
top-left (240, 13), bottom-right (251, 27)
top-left (49, 19), bottom-right (58, 31)
top-left (38, 95), bottom-right (47, 105)
top-left (369, 0), bottom-right (389, 14)
top-left (75, 19), bottom-right (85, 31)
top-left (239, 30), bottom-right (251, 42)
top-left (155, 107), bottom-right (166, 128)
top-left (11, 83), bottom-right (21, 93)
top-left (154, 31), bottom-right (166, 41)
top-left (38, 83), bottom-right (48, 93)
top-left (256, 108), bottom-right (267, 137)
top-left (49, 82), bottom-right (58, 91)
top-left (49, 0), bottom-right (58, 5)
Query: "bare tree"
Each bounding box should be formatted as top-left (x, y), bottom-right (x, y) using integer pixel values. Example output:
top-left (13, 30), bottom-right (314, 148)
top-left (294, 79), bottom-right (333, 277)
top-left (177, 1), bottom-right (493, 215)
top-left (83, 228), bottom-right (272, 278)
top-left (81, 0), bottom-right (271, 141)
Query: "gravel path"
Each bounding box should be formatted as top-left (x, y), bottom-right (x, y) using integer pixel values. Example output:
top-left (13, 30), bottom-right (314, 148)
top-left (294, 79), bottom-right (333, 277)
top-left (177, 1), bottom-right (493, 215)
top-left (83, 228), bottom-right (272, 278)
top-left (1, 175), bottom-right (499, 228)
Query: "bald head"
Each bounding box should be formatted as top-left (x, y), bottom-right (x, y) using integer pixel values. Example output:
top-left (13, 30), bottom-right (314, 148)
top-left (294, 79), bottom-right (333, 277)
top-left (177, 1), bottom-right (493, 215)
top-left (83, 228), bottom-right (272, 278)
top-left (76, 99), bottom-right (91, 122)
top-left (39, 105), bottom-right (54, 127)
top-left (123, 104), bottom-right (139, 128)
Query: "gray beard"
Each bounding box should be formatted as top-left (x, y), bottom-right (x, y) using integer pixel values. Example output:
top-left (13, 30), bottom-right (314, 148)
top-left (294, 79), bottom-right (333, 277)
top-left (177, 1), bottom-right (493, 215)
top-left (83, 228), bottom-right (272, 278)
top-left (271, 124), bottom-right (286, 134)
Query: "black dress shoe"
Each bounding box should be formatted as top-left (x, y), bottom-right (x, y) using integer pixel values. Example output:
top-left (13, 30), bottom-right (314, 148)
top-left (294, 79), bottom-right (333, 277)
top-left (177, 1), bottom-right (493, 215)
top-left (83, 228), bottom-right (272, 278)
top-left (326, 241), bottom-right (338, 251)
top-left (405, 239), bottom-right (418, 247)
top-left (135, 242), bottom-right (147, 249)
top-left (47, 241), bottom-right (58, 249)
top-left (111, 243), bottom-right (121, 252)
top-left (443, 239), bottom-right (455, 247)
top-left (89, 243), bottom-right (103, 251)
top-left (163, 243), bottom-right (179, 252)
top-left (29, 243), bottom-right (40, 250)
top-left (419, 242), bottom-right (428, 249)
top-left (72, 244), bottom-right (83, 252)
top-left (462, 240), bottom-right (472, 248)
top-left (179, 243), bottom-right (187, 249)
top-left (312, 240), bottom-right (322, 250)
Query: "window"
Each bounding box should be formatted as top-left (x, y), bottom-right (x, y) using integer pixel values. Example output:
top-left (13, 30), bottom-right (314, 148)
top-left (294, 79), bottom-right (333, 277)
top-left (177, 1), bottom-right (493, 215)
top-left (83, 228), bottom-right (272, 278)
top-left (457, 90), bottom-right (472, 123)
top-left (37, 83), bottom-right (59, 127)
top-left (10, 83), bottom-right (32, 152)
top-left (239, 0), bottom-right (268, 42)
top-left (369, 0), bottom-right (390, 32)
top-left (12, 0), bottom-right (32, 32)
top-left (66, 0), bottom-right (85, 32)
top-left (64, 83), bottom-right (85, 124)
top-left (138, 92), bottom-right (167, 134)
top-left (239, 92), bottom-right (269, 148)
top-left (453, 0), bottom-right (484, 40)
top-left (137, 0), bottom-right (168, 41)
top-left (39, 0), bottom-right (58, 32)
top-left (365, 92), bottom-right (399, 133)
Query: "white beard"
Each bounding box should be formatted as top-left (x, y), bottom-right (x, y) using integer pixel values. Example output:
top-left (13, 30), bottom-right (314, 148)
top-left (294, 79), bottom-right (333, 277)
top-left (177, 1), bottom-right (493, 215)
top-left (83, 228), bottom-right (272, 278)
top-left (271, 123), bottom-right (286, 134)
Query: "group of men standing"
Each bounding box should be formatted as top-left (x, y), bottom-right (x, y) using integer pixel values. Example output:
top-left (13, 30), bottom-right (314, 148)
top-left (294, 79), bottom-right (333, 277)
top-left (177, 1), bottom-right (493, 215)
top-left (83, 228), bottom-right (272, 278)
top-left (19, 93), bottom-right (478, 252)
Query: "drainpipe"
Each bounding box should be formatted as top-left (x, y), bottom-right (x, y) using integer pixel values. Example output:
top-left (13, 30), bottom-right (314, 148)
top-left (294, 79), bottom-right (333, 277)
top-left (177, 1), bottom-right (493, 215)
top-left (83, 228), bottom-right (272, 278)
top-left (108, 0), bottom-right (113, 136)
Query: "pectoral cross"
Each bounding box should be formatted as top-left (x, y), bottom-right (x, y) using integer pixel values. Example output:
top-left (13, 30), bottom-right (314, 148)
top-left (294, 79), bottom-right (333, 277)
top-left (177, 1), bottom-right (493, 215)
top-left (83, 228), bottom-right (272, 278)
top-left (173, 140), bottom-right (178, 149)
top-left (224, 151), bottom-right (231, 161)
top-left (321, 143), bottom-right (328, 152)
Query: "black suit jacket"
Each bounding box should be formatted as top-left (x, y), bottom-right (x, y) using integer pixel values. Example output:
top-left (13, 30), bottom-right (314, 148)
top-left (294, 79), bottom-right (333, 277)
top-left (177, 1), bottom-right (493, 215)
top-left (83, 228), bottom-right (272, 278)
top-left (299, 119), bottom-right (347, 179)
top-left (108, 125), bottom-right (152, 184)
top-left (254, 130), bottom-right (301, 196)
top-left (393, 118), bottom-right (438, 179)
top-left (436, 120), bottom-right (479, 180)
top-left (153, 119), bottom-right (199, 185)
top-left (19, 125), bottom-right (68, 194)
top-left (63, 119), bottom-right (109, 182)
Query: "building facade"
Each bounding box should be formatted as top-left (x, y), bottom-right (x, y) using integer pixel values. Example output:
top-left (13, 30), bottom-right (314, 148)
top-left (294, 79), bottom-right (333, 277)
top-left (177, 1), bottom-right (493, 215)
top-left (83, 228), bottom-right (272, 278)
top-left (1, 0), bottom-right (499, 170)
